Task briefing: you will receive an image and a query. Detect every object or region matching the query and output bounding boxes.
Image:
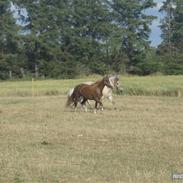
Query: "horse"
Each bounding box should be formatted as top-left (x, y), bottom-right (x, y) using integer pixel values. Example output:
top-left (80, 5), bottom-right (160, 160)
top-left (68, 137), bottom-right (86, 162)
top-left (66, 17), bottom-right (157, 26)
top-left (66, 76), bottom-right (113, 112)
top-left (66, 75), bottom-right (123, 109)
top-left (100, 75), bottom-right (123, 104)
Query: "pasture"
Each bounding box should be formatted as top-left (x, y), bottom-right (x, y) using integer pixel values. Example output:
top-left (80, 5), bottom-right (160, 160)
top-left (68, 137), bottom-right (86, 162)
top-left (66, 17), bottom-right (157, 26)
top-left (0, 76), bottom-right (183, 183)
top-left (0, 75), bottom-right (183, 97)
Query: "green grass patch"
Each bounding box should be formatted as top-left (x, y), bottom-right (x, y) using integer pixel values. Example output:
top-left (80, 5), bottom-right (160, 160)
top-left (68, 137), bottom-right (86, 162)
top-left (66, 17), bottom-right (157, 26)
top-left (0, 75), bottom-right (183, 97)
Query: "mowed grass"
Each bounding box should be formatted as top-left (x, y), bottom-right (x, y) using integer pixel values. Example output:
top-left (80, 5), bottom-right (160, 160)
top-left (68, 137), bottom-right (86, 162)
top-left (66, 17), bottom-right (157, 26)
top-left (0, 75), bottom-right (183, 97)
top-left (0, 95), bottom-right (183, 183)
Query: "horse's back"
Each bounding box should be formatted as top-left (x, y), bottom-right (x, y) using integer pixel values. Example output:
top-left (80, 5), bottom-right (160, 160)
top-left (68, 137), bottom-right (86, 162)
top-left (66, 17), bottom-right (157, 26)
top-left (81, 81), bottom-right (112, 99)
top-left (83, 81), bottom-right (94, 85)
top-left (77, 83), bottom-right (102, 100)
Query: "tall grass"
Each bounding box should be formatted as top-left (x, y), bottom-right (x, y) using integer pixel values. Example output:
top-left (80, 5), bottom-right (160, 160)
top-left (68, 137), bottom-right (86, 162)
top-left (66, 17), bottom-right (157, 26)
top-left (0, 75), bottom-right (183, 97)
top-left (122, 75), bottom-right (183, 97)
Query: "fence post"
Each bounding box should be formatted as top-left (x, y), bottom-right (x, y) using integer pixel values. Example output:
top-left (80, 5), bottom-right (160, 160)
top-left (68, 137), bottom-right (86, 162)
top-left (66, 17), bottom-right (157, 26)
top-left (9, 70), bottom-right (12, 80)
top-left (32, 78), bottom-right (35, 97)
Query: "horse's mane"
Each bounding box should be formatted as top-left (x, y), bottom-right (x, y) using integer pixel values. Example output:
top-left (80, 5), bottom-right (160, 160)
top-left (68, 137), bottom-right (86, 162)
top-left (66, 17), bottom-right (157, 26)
top-left (91, 78), bottom-right (104, 86)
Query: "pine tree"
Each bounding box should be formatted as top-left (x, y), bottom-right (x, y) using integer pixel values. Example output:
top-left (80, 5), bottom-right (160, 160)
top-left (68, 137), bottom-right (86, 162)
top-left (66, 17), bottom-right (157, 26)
top-left (106, 0), bottom-right (155, 74)
top-left (159, 0), bottom-right (176, 52)
top-left (14, 0), bottom-right (114, 76)
top-left (13, 0), bottom-right (156, 77)
top-left (172, 0), bottom-right (183, 51)
top-left (0, 0), bottom-right (22, 79)
top-left (158, 0), bottom-right (183, 74)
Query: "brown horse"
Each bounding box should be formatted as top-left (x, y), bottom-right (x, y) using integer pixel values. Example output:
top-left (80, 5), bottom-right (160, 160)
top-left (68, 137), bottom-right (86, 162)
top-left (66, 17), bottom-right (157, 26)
top-left (66, 76), bottom-right (113, 112)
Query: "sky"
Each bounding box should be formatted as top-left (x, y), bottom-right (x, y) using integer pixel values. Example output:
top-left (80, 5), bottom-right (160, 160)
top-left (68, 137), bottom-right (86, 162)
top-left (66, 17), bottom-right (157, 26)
top-left (11, 0), bottom-right (165, 47)
top-left (148, 0), bottom-right (165, 47)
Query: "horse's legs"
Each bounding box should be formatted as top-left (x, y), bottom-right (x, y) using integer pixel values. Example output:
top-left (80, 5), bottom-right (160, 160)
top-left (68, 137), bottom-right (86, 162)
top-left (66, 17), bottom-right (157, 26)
top-left (108, 95), bottom-right (115, 105)
top-left (73, 95), bottom-right (79, 112)
top-left (94, 101), bottom-right (98, 113)
top-left (108, 95), bottom-right (117, 110)
top-left (94, 99), bottom-right (103, 113)
top-left (81, 98), bottom-right (88, 112)
top-left (74, 100), bottom-right (78, 112)
top-left (98, 100), bottom-right (104, 111)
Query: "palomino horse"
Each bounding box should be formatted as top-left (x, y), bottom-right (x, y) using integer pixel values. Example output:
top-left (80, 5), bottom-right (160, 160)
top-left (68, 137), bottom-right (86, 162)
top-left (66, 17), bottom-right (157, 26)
top-left (66, 76), bottom-right (113, 112)
top-left (67, 75), bottom-right (123, 109)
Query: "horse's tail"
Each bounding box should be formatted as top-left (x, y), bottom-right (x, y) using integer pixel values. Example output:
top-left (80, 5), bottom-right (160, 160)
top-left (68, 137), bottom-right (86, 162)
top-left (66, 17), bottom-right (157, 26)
top-left (65, 88), bottom-right (74, 108)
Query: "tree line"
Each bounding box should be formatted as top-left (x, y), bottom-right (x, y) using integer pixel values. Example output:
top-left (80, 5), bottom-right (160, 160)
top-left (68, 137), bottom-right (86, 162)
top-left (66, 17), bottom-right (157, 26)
top-left (0, 0), bottom-right (182, 80)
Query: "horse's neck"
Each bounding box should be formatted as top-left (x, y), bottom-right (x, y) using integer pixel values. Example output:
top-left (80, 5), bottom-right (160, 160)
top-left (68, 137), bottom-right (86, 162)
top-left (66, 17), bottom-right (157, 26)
top-left (96, 79), bottom-right (105, 92)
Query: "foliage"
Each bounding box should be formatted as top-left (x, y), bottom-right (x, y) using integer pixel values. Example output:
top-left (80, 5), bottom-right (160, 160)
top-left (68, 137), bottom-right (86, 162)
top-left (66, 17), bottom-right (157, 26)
top-left (0, 0), bottom-right (157, 79)
top-left (0, 0), bottom-right (22, 79)
top-left (0, 0), bottom-right (183, 79)
top-left (158, 0), bottom-right (183, 74)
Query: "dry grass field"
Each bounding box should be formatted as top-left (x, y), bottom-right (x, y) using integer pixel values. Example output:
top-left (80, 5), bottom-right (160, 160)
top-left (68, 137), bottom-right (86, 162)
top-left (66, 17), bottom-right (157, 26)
top-left (0, 94), bottom-right (183, 183)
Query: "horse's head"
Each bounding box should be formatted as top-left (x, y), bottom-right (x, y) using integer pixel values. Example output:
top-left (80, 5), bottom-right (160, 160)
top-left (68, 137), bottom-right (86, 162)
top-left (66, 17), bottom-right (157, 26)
top-left (103, 76), bottom-right (114, 89)
top-left (109, 75), bottom-right (124, 93)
